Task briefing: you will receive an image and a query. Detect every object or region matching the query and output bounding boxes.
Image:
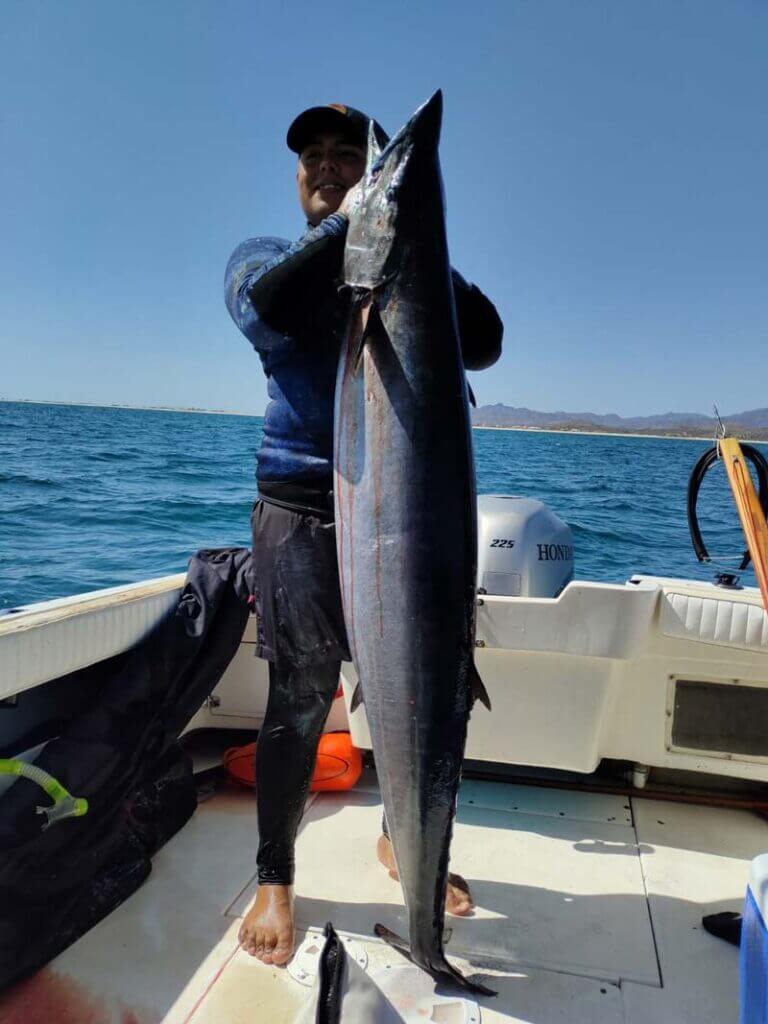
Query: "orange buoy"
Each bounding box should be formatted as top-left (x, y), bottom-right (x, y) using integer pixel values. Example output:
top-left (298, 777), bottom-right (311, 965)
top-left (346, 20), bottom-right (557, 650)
top-left (311, 731), bottom-right (364, 791)
top-left (223, 743), bottom-right (258, 789)
top-left (223, 732), bottom-right (363, 793)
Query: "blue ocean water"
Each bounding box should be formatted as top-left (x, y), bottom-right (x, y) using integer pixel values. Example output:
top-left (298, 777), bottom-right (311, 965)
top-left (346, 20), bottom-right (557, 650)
top-left (1, 400), bottom-right (764, 611)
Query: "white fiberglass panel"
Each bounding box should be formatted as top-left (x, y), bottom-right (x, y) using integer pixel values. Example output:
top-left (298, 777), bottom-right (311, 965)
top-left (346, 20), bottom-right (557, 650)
top-left (662, 591), bottom-right (768, 651)
top-left (0, 576), bottom-right (185, 700)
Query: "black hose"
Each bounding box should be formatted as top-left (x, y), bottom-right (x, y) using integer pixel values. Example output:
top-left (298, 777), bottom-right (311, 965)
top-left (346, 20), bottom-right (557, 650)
top-left (687, 443), bottom-right (768, 570)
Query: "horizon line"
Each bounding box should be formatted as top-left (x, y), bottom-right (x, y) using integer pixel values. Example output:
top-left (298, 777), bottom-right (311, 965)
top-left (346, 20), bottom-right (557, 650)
top-left (2, 396), bottom-right (757, 421)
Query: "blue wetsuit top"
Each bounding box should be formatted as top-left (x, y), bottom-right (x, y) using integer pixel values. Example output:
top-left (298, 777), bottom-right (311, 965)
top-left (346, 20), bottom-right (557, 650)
top-left (224, 212), bottom-right (503, 502)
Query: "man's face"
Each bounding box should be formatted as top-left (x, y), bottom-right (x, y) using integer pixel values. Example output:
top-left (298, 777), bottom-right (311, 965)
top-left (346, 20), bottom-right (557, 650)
top-left (297, 131), bottom-right (366, 226)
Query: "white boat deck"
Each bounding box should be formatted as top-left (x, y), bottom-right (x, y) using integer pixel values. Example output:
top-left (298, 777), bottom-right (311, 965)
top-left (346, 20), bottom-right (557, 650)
top-left (0, 768), bottom-right (761, 1024)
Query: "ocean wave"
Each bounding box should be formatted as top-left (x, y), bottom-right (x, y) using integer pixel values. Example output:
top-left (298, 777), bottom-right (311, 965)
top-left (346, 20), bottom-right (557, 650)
top-left (0, 472), bottom-right (60, 488)
top-left (83, 451), bottom-right (138, 462)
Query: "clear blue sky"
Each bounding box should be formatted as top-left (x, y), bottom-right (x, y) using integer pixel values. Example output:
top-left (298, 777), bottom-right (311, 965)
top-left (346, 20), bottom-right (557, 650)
top-left (1, 0), bottom-right (766, 417)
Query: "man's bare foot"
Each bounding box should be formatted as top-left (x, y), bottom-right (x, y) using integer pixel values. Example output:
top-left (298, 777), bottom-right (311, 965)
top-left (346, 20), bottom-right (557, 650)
top-left (376, 834), bottom-right (474, 916)
top-left (238, 884), bottom-right (295, 965)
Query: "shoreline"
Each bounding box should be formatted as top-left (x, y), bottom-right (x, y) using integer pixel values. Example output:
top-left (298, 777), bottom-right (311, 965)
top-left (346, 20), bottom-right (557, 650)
top-left (472, 425), bottom-right (717, 442)
top-left (1, 398), bottom-right (258, 418)
top-left (4, 400), bottom-right (765, 444)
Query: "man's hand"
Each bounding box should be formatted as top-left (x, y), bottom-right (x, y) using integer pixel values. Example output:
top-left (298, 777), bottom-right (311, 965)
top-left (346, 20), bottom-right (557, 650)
top-left (338, 180), bottom-right (364, 219)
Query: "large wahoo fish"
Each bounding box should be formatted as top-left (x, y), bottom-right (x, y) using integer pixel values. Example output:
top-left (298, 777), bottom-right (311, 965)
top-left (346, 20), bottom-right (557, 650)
top-left (333, 90), bottom-right (492, 995)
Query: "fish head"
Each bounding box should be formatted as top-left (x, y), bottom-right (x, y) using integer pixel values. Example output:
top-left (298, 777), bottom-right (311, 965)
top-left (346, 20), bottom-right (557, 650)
top-left (343, 90), bottom-right (444, 291)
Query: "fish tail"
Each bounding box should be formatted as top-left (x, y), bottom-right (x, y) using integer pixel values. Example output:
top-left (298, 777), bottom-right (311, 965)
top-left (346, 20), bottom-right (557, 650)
top-left (433, 957), bottom-right (497, 997)
top-left (373, 923), bottom-right (496, 997)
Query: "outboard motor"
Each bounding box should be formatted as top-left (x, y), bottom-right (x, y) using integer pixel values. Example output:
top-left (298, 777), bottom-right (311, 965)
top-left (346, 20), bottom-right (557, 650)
top-left (477, 495), bottom-right (574, 597)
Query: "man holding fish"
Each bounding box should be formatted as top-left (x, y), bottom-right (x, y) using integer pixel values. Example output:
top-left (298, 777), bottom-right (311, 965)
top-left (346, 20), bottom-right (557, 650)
top-left (224, 99), bottom-right (502, 974)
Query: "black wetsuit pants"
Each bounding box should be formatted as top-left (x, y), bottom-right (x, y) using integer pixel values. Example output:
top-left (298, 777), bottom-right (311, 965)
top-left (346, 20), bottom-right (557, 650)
top-left (251, 497), bottom-right (349, 885)
top-left (251, 496), bottom-right (391, 884)
top-left (255, 658), bottom-right (341, 884)
top-left (255, 660), bottom-right (390, 884)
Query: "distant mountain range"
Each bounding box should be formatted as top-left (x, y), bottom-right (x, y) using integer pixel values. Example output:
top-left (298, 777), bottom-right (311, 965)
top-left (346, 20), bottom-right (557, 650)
top-left (471, 405), bottom-right (768, 440)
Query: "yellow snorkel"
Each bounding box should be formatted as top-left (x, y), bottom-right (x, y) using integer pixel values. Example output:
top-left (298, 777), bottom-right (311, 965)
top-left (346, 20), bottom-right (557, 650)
top-left (0, 759), bottom-right (89, 829)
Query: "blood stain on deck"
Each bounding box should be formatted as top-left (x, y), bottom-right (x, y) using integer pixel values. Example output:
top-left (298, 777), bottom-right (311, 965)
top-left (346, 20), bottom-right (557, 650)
top-left (0, 967), bottom-right (159, 1024)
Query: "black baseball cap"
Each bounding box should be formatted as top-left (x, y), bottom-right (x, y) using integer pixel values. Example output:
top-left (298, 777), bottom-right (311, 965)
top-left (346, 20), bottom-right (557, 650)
top-left (286, 103), bottom-right (387, 154)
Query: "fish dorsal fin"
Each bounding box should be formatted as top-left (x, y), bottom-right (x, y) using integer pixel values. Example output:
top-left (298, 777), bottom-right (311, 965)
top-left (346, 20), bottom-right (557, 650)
top-left (294, 923), bottom-right (402, 1023)
top-left (350, 681), bottom-right (364, 712)
top-left (365, 120), bottom-right (385, 175)
top-left (470, 662), bottom-right (491, 711)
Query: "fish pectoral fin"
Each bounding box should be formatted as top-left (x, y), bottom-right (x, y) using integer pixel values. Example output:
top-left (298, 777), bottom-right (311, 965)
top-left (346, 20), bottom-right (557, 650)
top-left (350, 681), bottom-right (364, 712)
top-left (470, 662), bottom-right (492, 711)
top-left (352, 316), bottom-right (368, 371)
top-left (352, 299), bottom-right (387, 371)
top-left (346, 294), bottom-right (372, 372)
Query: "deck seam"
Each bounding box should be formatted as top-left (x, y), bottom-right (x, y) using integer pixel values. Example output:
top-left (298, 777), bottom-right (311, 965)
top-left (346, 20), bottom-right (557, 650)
top-left (180, 941), bottom-right (240, 1024)
top-left (631, 796), bottom-right (665, 990)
